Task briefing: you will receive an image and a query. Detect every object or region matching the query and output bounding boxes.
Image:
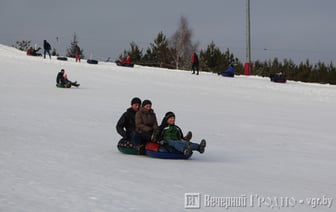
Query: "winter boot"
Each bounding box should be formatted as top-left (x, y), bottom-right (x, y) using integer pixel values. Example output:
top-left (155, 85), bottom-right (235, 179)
top-left (183, 143), bottom-right (192, 156)
top-left (198, 139), bottom-right (206, 153)
top-left (136, 144), bottom-right (145, 155)
top-left (183, 131), bottom-right (192, 141)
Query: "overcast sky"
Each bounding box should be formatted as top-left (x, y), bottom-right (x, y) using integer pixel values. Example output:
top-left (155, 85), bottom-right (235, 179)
top-left (1, 0), bottom-right (336, 64)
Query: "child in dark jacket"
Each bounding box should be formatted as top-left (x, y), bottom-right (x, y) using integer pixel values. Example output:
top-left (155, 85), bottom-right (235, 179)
top-left (153, 112), bottom-right (206, 156)
top-left (56, 69), bottom-right (80, 87)
top-left (116, 97), bottom-right (142, 140)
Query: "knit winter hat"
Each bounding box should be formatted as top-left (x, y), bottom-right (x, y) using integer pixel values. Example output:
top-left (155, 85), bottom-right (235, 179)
top-left (131, 97), bottom-right (141, 105)
top-left (142, 99), bottom-right (152, 107)
top-left (165, 111), bottom-right (175, 120)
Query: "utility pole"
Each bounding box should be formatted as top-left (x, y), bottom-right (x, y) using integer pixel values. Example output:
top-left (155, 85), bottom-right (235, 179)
top-left (244, 0), bottom-right (252, 75)
top-left (246, 0), bottom-right (251, 63)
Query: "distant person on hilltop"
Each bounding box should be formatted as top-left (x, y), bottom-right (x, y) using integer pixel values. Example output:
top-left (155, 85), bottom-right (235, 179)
top-left (116, 57), bottom-right (126, 66)
top-left (56, 69), bottom-right (80, 88)
top-left (270, 72), bottom-right (287, 83)
top-left (115, 56), bottom-right (134, 67)
top-left (43, 40), bottom-right (51, 59)
top-left (120, 57), bottom-right (126, 65)
top-left (26, 47), bottom-right (42, 56)
top-left (218, 64), bottom-right (235, 77)
top-left (126, 55), bottom-right (132, 66)
top-left (191, 52), bottom-right (199, 75)
top-left (75, 44), bottom-right (81, 62)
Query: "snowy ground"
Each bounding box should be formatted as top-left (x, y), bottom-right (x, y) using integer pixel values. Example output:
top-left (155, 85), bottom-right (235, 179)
top-left (0, 44), bottom-right (336, 212)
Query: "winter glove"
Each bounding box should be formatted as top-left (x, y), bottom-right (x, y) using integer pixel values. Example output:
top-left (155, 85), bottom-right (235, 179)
top-left (151, 129), bottom-right (159, 142)
top-left (151, 133), bottom-right (156, 142)
top-left (159, 140), bottom-right (167, 145)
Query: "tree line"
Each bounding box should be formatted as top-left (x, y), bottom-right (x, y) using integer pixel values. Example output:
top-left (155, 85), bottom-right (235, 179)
top-left (13, 16), bottom-right (336, 85)
top-left (253, 58), bottom-right (336, 84)
top-left (119, 16), bottom-right (336, 85)
top-left (13, 33), bottom-right (85, 59)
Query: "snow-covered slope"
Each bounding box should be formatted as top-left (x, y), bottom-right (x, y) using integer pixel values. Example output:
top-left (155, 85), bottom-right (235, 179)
top-left (0, 44), bottom-right (335, 211)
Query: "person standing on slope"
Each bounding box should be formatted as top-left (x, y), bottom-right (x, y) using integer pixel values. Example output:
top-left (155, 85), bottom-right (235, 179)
top-left (191, 52), bottom-right (199, 75)
top-left (43, 40), bottom-right (52, 59)
top-left (75, 44), bottom-right (81, 62)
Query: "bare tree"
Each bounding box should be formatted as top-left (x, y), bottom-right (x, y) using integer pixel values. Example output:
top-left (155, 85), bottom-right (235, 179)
top-left (169, 16), bottom-right (198, 70)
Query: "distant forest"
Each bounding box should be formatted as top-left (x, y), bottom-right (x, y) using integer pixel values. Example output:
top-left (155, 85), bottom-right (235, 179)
top-left (117, 17), bottom-right (336, 85)
top-left (124, 38), bottom-right (336, 85)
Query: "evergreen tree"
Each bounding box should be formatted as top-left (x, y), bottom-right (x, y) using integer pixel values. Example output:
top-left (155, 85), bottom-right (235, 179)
top-left (141, 47), bottom-right (155, 66)
top-left (223, 48), bottom-right (238, 69)
top-left (297, 59), bottom-right (312, 82)
top-left (13, 40), bottom-right (31, 51)
top-left (51, 48), bottom-right (59, 56)
top-left (200, 42), bottom-right (238, 73)
top-left (151, 32), bottom-right (170, 67)
top-left (142, 31), bottom-right (171, 68)
top-left (200, 41), bottom-right (222, 72)
top-left (123, 41), bottom-right (142, 64)
top-left (66, 33), bottom-right (85, 58)
top-left (270, 57), bottom-right (281, 74)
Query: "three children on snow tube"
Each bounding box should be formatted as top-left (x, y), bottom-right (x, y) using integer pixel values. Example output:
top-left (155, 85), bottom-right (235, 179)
top-left (116, 98), bottom-right (206, 159)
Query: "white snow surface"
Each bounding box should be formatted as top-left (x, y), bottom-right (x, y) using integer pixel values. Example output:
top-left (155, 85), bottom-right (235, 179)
top-left (0, 44), bottom-right (336, 212)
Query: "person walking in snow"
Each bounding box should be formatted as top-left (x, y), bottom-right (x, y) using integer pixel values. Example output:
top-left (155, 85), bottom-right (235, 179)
top-left (43, 40), bottom-right (52, 59)
top-left (56, 69), bottom-right (80, 87)
top-left (191, 52), bottom-right (199, 75)
top-left (153, 111), bottom-right (206, 156)
top-left (116, 97), bottom-right (142, 141)
top-left (132, 99), bottom-right (158, 153)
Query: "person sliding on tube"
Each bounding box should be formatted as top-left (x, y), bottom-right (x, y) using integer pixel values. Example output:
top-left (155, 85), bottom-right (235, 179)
top-left (56, 69), bottom-right (80, 87)
top-left (152, 112), bottom-right (206, 156)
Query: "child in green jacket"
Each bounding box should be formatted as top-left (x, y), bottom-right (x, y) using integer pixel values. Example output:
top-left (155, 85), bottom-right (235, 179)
top-left (154, 111), bottom-right (206, 156)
